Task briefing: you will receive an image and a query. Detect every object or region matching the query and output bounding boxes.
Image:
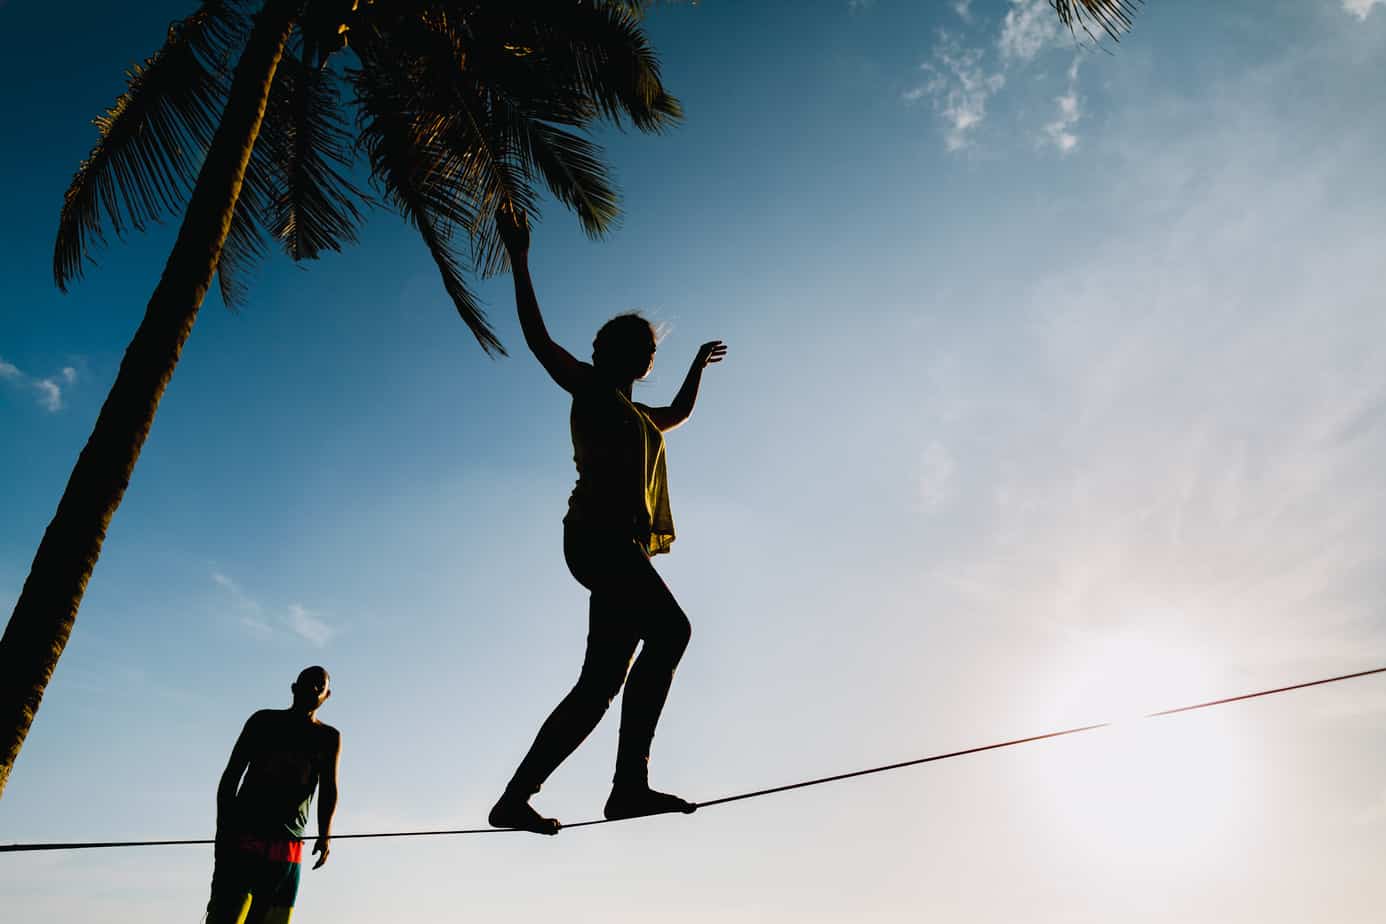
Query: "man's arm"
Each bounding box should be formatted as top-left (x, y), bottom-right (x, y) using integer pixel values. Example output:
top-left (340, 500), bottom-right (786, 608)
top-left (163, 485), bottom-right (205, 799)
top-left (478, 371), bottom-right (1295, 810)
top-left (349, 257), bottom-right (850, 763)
top-left (312, 728), bottom-right (342, 870)
top-left (216, 713), bottom-right (261, 838)
top-left (641, 340), bottom-right (727, 431)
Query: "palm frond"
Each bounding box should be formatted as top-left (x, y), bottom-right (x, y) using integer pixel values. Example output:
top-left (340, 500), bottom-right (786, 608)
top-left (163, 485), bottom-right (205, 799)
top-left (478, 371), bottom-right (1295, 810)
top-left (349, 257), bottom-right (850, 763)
top-left (377, 13), bottom-right (542, 276)
top-left (259, 57), bottom-right (367, 262)
top-left (342, 0), bottom-right (682, 350)
top-left (503, 0), bottom-right (683, 133)
top-left (1051, 0), bottom-right (1141, 43)
top-left (439, 83), bottom-right (541, 279)
top-left (354, 46), bottom-right (504, 354)
top-left (54, 1), bottom-right (250, 289)
top-left (215, 43), bottom-right (368, 306)
top-left (520, 121), bottom-right (619, 237)
top-left (215, 176), bottom-right (271, 309)
top-left (466, 74), bottom-right (620, 238)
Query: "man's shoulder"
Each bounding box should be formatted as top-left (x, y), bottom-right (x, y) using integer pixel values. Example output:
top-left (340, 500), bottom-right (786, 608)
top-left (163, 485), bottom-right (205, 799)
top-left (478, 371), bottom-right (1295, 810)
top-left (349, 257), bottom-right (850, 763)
top-left (314, 722), bottom-right (342, 766)
top-left (314, 721), bottom-right (341, 749)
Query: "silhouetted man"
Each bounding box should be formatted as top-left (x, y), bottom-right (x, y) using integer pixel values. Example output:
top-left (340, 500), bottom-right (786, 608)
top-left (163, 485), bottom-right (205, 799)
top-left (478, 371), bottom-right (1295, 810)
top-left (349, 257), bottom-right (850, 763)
top-left (206, 666), bottom-right (341, 924)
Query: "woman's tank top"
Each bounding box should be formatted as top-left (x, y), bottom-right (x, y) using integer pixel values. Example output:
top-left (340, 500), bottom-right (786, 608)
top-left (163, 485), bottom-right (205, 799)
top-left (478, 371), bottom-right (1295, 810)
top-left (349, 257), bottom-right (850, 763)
top-left (565, 376), bottom-right (675, 555)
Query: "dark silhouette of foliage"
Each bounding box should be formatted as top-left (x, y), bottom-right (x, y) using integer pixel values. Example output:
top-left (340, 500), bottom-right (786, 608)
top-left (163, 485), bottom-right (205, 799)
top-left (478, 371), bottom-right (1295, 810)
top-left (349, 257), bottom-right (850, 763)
top-left (1052, 0), bottom-right (1141, 44)
top-left (0, 0), bottom-right (680, 800)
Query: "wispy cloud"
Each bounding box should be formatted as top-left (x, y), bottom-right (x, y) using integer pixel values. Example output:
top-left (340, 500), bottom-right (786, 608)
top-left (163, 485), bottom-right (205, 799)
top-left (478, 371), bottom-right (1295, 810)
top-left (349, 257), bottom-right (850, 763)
top-left (904, 32), bottom-right (1005, 151)
top-left (212, 571), bottom-right (274, 640)
top-left (999, 0), bottom-right (1062, 62)
top-left (1342, 0), bottom-right (1385, 20)
top-left (213, 571), bottom-right (336, 646)
top-left (906, 1), bottom-right (1093, 153)
top-left (287, 603), bottom-right (335, 647)
top-left (913, 59), bottom-right (1386, 683)
top-left (1043, 57), bottom-right (1083, 153)
top-left (0, 356), bottom-right (79, 412)
top-left (847, 0), bottom-right (874, 12)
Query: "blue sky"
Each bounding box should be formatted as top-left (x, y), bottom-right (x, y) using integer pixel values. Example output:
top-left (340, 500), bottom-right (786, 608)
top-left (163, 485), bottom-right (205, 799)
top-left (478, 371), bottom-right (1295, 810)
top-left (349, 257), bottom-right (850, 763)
top-left (3, 1), bottom-right (1386, 920)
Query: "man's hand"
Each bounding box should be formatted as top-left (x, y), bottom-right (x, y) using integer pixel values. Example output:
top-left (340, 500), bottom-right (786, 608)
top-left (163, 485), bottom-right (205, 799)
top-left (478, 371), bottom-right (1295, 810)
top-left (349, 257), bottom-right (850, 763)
top-left (496, 204), bottom-right (531, 258)
top-left (312, 836), bottom-right (331, 869)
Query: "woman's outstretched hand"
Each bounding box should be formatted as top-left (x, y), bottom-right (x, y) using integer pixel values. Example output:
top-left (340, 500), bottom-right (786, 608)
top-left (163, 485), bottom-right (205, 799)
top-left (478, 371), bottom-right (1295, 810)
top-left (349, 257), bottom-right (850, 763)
top-left (693, 340), bottom-right (728, 370)
top-left (496, 205), bottom-right (531, 258)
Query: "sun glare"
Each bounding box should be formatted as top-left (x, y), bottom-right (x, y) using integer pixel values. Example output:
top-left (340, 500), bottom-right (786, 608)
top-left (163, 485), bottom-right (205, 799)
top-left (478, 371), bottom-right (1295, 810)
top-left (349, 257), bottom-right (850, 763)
top-left (1030, 629), bottom-right (1264, 876)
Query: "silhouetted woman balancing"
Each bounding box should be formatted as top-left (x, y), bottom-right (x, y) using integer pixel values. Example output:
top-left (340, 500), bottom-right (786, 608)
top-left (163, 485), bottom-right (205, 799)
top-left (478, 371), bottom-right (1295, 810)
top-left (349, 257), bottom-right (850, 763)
top-left (487, 210), bottom-right (727, 835)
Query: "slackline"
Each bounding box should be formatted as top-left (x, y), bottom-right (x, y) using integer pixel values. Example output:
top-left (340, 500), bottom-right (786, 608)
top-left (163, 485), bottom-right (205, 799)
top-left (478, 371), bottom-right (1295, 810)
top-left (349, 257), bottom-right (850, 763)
top-left (3, 664), bottom-right (1382, 853)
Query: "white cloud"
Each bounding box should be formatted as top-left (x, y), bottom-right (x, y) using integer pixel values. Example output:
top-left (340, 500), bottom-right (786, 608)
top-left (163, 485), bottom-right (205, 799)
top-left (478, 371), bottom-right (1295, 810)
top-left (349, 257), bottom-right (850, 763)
top-left (1043, 57), bottom-right (1083, 153)
top-left (32, 380), bottom-right (63, 412)
top-left (906, 3), bottom-right (1095, 154)
top-left (848, 0), bottom-right (874, 11)
top-left (912, 56), bottom-right (1386, 691)
top-left (287, 604), bottom-right (335, 647)
top-left (0, 356), bottom-right (78, 412)
top-left (1342, 0), bottom-right (1385, 20)
top-left (213, 571), bottom-right (335, 646)
top-left (999, 0), bottom-right (1062, 62)
top-left (905, 33), bottom-right (1006, 151)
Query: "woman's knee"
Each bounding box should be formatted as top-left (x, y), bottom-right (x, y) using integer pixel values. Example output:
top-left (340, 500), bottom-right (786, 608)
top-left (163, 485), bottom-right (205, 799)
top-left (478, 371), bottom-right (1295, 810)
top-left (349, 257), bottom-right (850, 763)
top-left (573, 659), bottom-right (632, 706)
top-left (656, 610), bottom-right (691, 657)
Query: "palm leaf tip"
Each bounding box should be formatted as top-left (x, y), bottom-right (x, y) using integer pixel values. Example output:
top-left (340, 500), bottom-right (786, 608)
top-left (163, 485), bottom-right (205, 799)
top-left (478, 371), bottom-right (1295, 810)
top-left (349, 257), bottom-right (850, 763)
top-left (53, 2), bottom-right (249, 290)
top-left (1051, 0), bottom-right (1141, 42)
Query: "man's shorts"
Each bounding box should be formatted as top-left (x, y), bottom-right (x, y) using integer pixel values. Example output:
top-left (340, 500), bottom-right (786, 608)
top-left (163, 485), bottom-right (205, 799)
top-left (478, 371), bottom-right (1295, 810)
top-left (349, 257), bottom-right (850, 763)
top-left (205, 834), bottom-right (304, 924)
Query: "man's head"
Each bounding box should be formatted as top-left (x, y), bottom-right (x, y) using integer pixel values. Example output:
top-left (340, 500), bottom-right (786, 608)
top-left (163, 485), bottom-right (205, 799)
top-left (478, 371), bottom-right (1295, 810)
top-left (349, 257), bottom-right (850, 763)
top-left (291, 665), bottom-right (331, 713)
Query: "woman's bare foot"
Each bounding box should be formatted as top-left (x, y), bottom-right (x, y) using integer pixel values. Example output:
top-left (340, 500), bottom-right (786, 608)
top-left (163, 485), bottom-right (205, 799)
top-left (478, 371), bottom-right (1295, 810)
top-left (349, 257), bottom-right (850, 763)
top-left (603, 785), bottom-right (696, 821)
top-left (488, 793), bottom-right (560, 835)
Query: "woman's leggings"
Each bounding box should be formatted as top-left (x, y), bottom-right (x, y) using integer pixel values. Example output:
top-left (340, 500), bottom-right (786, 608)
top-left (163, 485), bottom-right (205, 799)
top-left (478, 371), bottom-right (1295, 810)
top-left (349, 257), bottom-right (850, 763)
top-left (505, 523), bottom-right (692, 795)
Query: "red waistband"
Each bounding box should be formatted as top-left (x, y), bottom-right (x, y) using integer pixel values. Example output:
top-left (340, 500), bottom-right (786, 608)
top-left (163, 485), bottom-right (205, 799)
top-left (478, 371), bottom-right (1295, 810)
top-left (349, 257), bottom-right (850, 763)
top-left (235, 835), bottom-right (304, 864)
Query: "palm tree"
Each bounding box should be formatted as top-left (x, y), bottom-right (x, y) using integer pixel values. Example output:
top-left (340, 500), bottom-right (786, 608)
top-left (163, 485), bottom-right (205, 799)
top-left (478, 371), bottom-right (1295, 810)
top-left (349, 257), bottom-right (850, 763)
top-left (0, 0), bottom-right (680, 800)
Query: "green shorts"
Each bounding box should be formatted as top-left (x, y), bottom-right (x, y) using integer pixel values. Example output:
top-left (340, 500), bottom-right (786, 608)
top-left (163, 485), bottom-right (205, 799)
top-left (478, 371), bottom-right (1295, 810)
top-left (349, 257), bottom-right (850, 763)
top-left (205, 834), bottom-right (304, 924)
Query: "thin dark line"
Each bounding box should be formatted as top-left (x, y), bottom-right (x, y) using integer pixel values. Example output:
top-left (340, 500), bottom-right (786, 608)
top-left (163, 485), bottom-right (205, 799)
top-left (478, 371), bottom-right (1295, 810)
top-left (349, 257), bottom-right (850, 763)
top-left (1145, 667), bottom-right (1386, 717)
top-left (693, 722), bottom-right (1112, 810)
top-left (696, 666), bottom-right (1386, 811)
top-left (3, 665), bottom-right (1381, 854)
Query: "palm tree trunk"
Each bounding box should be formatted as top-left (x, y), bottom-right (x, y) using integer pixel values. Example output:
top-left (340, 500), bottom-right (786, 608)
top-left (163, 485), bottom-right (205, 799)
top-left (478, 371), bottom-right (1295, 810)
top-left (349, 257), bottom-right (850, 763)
top-left (0, 0), bottom-right (301, 800)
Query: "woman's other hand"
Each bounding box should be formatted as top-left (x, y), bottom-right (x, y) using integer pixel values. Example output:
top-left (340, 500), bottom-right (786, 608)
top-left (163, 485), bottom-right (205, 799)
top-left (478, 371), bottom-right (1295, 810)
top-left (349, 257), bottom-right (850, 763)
top-left (693, 341), bottom-right (727, 369)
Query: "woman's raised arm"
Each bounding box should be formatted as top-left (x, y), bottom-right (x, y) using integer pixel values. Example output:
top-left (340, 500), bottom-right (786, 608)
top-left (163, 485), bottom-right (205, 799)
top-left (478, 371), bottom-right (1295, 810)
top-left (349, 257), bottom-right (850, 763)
top-left (498, 210), bottom-right (588, 394)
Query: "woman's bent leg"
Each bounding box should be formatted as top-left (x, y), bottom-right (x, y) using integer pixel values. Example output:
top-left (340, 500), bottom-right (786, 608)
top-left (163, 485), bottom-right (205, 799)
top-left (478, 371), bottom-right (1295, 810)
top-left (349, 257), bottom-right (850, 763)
top-left (613, 574), bottom-right (690, 789)
top-left (603, 548), bottom-right (695, 818)
top-left (504, 595), bottom-right (639, 798)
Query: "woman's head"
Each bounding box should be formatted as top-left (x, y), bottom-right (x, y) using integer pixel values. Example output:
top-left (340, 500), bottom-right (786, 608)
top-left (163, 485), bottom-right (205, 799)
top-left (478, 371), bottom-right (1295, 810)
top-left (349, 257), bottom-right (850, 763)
top-left (592, 312), bottom-right (658, 382)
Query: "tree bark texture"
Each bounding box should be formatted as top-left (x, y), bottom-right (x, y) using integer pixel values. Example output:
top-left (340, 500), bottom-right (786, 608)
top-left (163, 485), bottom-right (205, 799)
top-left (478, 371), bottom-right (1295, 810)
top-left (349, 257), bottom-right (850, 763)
top-left (0, 0), bottom-right (301, 800)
